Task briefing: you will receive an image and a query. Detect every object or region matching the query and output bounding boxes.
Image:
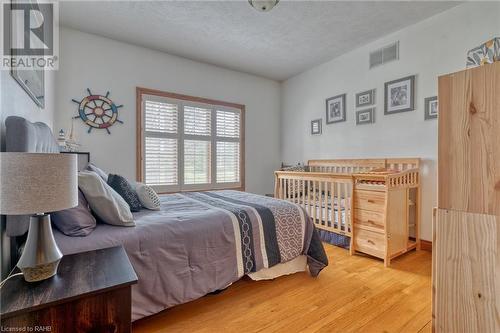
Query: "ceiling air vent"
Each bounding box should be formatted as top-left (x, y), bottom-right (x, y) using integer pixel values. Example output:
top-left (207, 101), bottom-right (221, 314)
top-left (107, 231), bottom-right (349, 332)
top-left (369, 41), bottom-right (399, 69)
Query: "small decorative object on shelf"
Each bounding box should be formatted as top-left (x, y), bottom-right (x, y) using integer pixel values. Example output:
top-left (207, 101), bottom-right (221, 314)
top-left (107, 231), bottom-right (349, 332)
top-left (57, 129), bottom-right (66, 150)
top-left (72, 88), bottom-right (124, 134)
top-left (63, 118), bottom-right (81, 152)
top-left (281, 162), bottom-right (307, 172)
top-left (466, 37), bottom-right (499, 68)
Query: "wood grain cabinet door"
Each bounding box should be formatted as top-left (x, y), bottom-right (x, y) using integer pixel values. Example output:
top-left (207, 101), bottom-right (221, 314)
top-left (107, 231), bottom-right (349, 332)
top-left (433, 209), bottom-right (500, 333)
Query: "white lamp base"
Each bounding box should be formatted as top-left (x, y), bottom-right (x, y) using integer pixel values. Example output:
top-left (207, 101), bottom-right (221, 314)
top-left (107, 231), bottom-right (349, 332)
top-left (17, 214), bottom-right (63, 282)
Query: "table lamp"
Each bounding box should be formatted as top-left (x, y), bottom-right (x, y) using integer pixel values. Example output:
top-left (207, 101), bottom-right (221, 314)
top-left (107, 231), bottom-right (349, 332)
top-left (0, 153), bottom-right (78, 282)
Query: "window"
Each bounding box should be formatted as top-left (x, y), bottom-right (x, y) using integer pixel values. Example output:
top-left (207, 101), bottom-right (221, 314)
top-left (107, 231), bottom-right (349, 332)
top-left (138, 88), bottom-right (244, 192)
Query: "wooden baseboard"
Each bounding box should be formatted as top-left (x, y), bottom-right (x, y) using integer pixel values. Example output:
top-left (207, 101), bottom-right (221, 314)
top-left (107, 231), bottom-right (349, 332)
top-left (420, 239), bottom-right (432, 252)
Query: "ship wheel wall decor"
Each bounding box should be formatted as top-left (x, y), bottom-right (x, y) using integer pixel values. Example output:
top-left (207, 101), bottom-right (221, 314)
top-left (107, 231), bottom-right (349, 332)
top-left (72, 88), bottom-right (124, 134)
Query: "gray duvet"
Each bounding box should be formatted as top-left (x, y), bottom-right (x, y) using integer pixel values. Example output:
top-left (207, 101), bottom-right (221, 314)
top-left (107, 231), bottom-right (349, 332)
top-left (54, 190), bottom-right (328, 321)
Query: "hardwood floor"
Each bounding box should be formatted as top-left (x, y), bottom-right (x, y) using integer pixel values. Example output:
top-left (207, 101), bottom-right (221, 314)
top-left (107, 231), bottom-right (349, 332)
top-left (133, 244), bottom-right (432, 333)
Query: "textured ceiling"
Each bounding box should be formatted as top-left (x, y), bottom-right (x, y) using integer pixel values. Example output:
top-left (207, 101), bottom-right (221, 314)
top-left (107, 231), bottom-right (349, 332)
top-left (60, 1), bottom-right (460, 81)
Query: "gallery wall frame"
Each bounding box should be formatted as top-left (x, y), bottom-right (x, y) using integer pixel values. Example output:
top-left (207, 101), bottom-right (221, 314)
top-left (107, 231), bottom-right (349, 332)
top-left (311, 119), bottom-right (322, 135)
top-left (424, 96), bottom-right (438, 120)
top-left (355, 89), bottom-right (375, 108)
top-left (384, 75), bottom-right (415, 115)
top-left (326, 93), bottom-right (346, 124)
top-left (356, 108), bottom-right (375, 125)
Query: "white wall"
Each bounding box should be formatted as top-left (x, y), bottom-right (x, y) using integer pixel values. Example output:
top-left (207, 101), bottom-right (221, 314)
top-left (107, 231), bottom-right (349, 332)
top-left (280, 2), bottom-right (500, 241)
top-left (55, 28), bottom-right (281, 195)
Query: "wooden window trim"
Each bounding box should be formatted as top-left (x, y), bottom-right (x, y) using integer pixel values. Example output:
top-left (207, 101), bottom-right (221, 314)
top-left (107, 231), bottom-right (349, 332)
top-left (136, 87), bottom-right (245, 192)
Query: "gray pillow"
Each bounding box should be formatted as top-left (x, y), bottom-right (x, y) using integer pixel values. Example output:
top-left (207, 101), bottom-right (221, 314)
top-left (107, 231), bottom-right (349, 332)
top-left (78, 171), bottom-right (135, 227)
top-left (51, 190), bottom-right (96, 236)
top-left (86, 163), bottom-right (109, 182)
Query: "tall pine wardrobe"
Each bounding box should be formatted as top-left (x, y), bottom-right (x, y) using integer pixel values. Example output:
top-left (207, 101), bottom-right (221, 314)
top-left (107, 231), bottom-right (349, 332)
top-left (433, 61), bottom-right (500, 332)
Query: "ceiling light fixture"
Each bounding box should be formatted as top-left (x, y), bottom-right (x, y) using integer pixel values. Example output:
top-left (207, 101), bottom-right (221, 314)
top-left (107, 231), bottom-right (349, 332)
top-left (248, 0), bottom-right (280, 12)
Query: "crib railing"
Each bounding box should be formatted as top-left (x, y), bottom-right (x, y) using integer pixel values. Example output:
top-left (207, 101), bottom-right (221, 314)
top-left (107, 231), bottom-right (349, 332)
top-left (308, 158), bottom-right (420, 173)
top-left (352, 168), bottom-right (420, 189)
top-left (274, 171), bottom-right (354, 237)
top-left (308, 159), bottom-right (384, 173)
top-left (387, 168), bottom-right (419, 189)
top-left (385, 158), bottom-right (420, 172)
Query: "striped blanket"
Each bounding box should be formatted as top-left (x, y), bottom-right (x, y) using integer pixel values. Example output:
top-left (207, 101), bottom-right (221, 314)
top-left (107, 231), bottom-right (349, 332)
top-left (181, 190), bottom-right (328, 277)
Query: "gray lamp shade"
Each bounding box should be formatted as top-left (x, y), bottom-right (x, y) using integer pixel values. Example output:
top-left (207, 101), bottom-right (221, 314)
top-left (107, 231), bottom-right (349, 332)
top-left (0, 153), bottom-right (78, 215)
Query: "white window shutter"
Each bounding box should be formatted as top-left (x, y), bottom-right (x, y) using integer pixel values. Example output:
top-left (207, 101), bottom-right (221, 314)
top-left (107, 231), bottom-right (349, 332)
top-left (217, 110), bottom-right (240, 138)
top-left (143, 94), bottom-right (242, 190)
top-left (145, 137), bottom-right (178, 186)
top-left (143, 98), bottom-right (179, 188)
top-left (145, 100), bottom-right (178, 134)
top-left (184, 140), bottom-right (211, 185)
top-left (184, 105), bottom-right (211, 136)
top-left (216, 109), bottom-right (241, 184)
top-left (216, 141), bottom-right (240, 183)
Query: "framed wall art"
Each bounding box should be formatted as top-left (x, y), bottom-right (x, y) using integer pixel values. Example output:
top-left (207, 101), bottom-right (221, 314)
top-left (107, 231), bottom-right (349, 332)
top-left (424, 96), bottom-right (438, 120)
top-left (8, 0), bottom-right (46, 108)
top-left (355, 89), bottom-right (375, 108)
top-left (326, 93), bottom-right (346, 124)
top-left (311, 119), bottom-right (322, 135)
top-left (356, 108), bottom-right (375, 125)
top-left (384, 75), bottom-right (415, 115)
top-left (466, 37), bottom-right (500, 69)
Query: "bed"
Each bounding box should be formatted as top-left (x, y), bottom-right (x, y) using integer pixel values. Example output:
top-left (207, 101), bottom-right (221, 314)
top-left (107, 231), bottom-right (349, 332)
top-left (5, 116), bottom-right (328, 321)
top-left (54, 191), bottom-right (328, 320)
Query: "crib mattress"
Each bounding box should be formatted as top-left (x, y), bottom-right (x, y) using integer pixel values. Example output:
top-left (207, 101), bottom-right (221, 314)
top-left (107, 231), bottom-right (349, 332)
top-left (303, 204), bottom-right (349, 231)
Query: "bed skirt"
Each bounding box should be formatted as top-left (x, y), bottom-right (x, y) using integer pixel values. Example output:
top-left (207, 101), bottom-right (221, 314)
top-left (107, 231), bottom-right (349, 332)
top-left (318, 229), bottom-right (350, 249)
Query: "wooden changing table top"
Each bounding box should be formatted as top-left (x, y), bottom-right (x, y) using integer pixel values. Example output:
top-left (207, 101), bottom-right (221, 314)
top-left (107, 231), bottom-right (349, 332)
top-left (353, 168), bottom-right (402, 176)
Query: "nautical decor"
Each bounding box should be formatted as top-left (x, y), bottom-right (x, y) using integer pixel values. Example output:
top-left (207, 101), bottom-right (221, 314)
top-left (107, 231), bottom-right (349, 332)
top-left (72, 89), bottom-right (124, 134)
top-left (65, 118), bottom-right (81, 152)
top-left (57, 129), bottom-right (66, 150)
top-left (248, 0), bottom-right (279, 12)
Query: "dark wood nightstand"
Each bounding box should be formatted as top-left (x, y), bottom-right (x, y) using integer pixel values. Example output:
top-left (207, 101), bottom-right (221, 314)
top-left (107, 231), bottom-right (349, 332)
top-left (0, 246), bottom-right (138, 333)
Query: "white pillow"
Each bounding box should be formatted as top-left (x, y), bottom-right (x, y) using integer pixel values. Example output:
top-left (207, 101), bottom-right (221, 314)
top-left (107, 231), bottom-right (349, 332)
top-left (86, 163), bottom-right (109, 182)
top-left (78, 171), bottom-right (135, 226)
top-left (135, 183), bottom-right (161, 210)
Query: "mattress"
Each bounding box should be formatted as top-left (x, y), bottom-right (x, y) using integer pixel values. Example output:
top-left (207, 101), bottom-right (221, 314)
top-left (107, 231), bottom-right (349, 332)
top-left (304, 204), bottom-right (349, 222)
top-left (294, 191), bottom-right (351, 228)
